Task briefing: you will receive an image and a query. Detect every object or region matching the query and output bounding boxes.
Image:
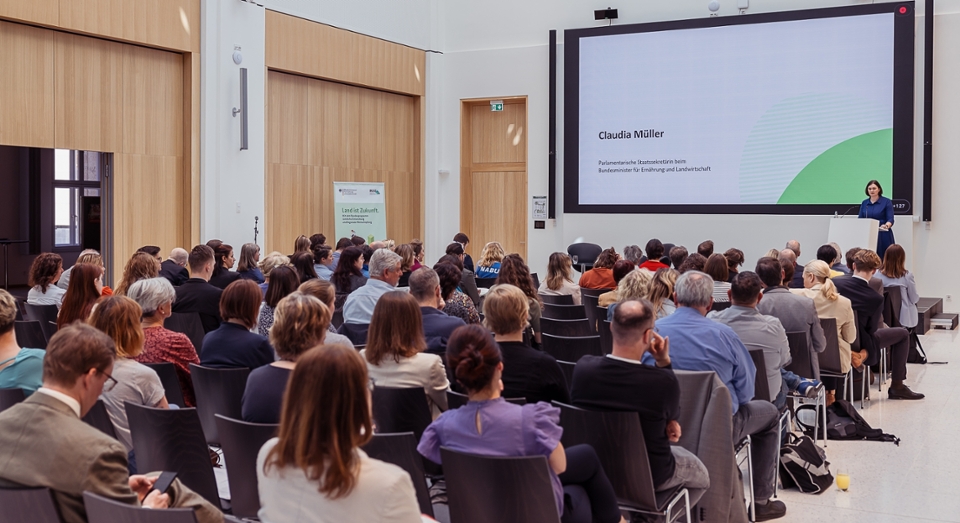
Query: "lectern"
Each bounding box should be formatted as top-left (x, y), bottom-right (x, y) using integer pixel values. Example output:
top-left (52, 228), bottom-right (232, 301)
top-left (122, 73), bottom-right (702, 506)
top-left (827, 217), bottom-right (879, 255)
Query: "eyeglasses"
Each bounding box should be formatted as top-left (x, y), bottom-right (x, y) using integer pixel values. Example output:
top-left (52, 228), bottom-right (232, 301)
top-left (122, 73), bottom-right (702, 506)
top-left (101, 371), bottom-right (119, 392)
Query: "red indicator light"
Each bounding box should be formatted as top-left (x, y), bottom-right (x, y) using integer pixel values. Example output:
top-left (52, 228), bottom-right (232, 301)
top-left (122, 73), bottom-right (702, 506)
top-left (899, 6), bottom-right (907, 13)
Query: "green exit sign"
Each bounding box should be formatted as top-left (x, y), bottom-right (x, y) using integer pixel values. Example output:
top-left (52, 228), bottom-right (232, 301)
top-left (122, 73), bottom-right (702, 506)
top-left (490, 101), bottom-right (504, 112)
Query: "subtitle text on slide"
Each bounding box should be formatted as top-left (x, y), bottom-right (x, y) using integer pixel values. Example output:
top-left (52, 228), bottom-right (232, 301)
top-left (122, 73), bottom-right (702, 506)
top-left (596, 159), bottom-right (712, 174)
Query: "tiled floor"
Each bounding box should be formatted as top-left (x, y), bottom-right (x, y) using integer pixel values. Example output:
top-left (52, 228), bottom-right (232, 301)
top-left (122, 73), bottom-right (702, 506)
top-left (777, 329), bottom-right (959, 522)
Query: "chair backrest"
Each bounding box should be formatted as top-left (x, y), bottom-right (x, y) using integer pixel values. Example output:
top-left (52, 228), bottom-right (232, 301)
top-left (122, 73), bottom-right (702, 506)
top-left (0, 388), bottom-right (25, 413)
top-left (530, 273), bottom-right (540, 290)
top-left (22, 304), bottom-right (58, 341)
top-left (441, 447), bottom-right (561, 523)
top-left (446, 390), bottom-right (525, 410)
top-left (337, 322), bottom-right (370, 346)
top-left (13, 299), bottom-right (23, 321)
top-left (817, 318), bottom-right (843, 375)
top-left (13, 321), bottom-right (47, 350)
top-left (163, 313), bottom-right (204, 357)
top-left (362, 432), bottom-right (434, 517)
top-left (541, 303), bottom-right (586, 320)
top-left (476, 277), bottom-right (498, 289)
top-left (581, 293), bottom-right (600, 334)
top-left (124, 403), bottom-right (221, 507)
top-left (371, 386), bottom-right (432, 441)
top-left (541, 333), bottom-right (602, 362)
top-left (711, 301), bottom-right (731, 312)
top-left (748, 350), bottom-right (771, 402)
top-left (538, 293), bottom-right (573, 305)
top-left (81, 399), bottom-right (118, 440)
top-left (84, 491), bottom-right (198, 523)
top-left (214, 415), bottom-right (278, 519)
top-left (784, 330), bottom-right (814, 379)
top-left (188, 364), bottom-right (251, 446)
top-left (883, 286), bottom-right (903, 328)
top-left (850, 310), bottom-right (861, 352)
top-left (556, 360), bottom-right (575, 393)
top-left (567, 243), bottom-right (602, 272)
top-left (540, 317), bottom-right (592, 337)
top-left (140, 362), bottom-right (185, 408)
top-left (0, 487), bottom-right (64, 523)
top-left (553, 401), bottom-right (660, 513)
top-left (598, 317), bottom-right (612, 355)
top-left (578, 286), bottom-right (611, 298)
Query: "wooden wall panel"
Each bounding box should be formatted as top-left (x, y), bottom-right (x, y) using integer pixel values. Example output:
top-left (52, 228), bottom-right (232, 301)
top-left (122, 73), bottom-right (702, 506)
top-left (469, 171), bottom-right (528, 259)
top-left (0, 21), bottom-right (55, 148)
top-left (265, 10), bottom-right (425, 97)
top-left (121, 45), bottom-right (183, 156)
top-left (470, 102), bottom-right (526, 165)
top-left (54, 32), bottom-right (123, 152)
top-left (59, 0), bottom-right (199, 53)
top-left (0, 0), bottom-right (58, 26)
top-left (266, 72), bottom-right (309, 165)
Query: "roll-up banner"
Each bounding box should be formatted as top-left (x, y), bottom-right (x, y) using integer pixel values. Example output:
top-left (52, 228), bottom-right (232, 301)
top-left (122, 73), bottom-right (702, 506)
top-left (333, 182), bottom-right (386, 244)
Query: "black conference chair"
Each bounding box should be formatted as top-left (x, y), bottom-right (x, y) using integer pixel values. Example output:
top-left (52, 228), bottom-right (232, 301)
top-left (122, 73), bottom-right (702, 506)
top-left (531, 273), bottom-right (541, 290)
top-left (445, 390), bottom-right (525, 410)
top-left (553, 402), bottom-right (690, 522)
top-left (784, 331), bottom-right (826, 446)
top-left (748, 349), bottom-right (771, 403)
top-left (598, 318), bottom-right (613, 355)
top-left (164, 312), bottom-right (205, 356)
top-left (84, 491), bottom-right (199, 523)
top-left (711, 301), bottom-right (732, 312)
top-left (556, 360), bottom-right (576, 393)
top-left (13, 321), bottom-right (47, 350)
top-left (818, 317), bottom-right (853, 403)
top-left (141, 362), bottom-right (186, 408)
top-left (362, 432), bottom-right (435, 518)
top-left (541, 317), bottom-right (593, 338)
top-left (338, 322), bottom-right (370, 346)
top-left (538, 293), bottom-right (574, 305)
top-left (0, 487), bottom-right (63, 523)
top-left (581, 293), bottom-right (601, 334)
top-left (124, 403), bottom-right (223, 509)
top-left (442, 447), bottom-right (562, 523)
top-left (189, 364), bottom-right (251, 446)
top-left (22, 303), bottom-right (57, 341)
top-left (567, 243), bottom-right (602, 273)
top-left (215, 415), bottom-right (278, 519)
top-left (0, 388), bottom-right (25, 413)
top-left (13, 298), bottom-right (23, 321)
top-left (541, 333), bottom-right (602, 362)
top-left (82, 399), bottom-right (118, 440)
top-left (476, 277), bottom-right (498, 289)
top-left (541, 303), bottom-right (587, 320)
top-left (579, 287), bottom-right (612, 298)
top-left (371, 386), bottom-right (432, 440)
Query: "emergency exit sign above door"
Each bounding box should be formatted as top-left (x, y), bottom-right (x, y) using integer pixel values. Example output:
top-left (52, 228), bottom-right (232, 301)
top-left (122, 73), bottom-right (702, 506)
top-left (490, 100), bottom-right (504, 112)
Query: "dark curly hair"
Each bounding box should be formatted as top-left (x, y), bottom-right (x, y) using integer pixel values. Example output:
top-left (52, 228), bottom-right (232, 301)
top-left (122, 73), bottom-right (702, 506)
top-left (495, 254), bottom-right (540, 305)
top-left (29, 253), bottom-right (63, 293)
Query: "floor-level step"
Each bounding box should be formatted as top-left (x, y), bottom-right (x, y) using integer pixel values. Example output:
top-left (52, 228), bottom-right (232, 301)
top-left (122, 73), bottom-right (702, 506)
top-left (931, 313), bottom-right (959, 330)
top-left (917, 297), bottom-right (944, 334)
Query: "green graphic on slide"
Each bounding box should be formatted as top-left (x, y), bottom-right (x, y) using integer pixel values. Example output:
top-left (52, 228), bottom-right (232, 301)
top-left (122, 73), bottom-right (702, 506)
top-left (777, 129), bottom-right (892, 204)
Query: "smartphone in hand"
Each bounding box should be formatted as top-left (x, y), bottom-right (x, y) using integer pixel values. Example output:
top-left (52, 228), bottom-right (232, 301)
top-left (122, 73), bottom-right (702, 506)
top-left (153, 471), bottom-right (178, 495)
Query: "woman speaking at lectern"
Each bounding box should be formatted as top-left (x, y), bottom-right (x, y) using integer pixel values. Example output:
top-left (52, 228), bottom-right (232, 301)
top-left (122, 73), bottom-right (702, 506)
top-left (859, 179), bottom-right (894, 259)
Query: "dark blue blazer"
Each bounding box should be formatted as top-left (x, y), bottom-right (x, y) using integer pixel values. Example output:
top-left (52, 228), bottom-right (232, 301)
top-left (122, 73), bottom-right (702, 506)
top-left (200, 322), bottom-right (275, 370)
top-left (833, 275), bottom-right (885, 366)
top-left (421, 306), bottom-right (466, 355)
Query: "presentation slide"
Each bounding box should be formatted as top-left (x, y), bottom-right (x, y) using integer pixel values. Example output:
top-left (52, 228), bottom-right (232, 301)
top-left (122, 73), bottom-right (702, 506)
top-left (564, 4), bottom-right (914, 214)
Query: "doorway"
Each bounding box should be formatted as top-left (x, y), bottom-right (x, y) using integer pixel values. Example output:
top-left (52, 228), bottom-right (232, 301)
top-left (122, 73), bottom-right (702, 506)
top-left (459, 97), bottom-right (528, 261)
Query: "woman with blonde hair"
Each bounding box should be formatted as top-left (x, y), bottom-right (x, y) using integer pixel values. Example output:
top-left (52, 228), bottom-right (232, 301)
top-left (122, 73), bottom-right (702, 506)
top-left (297, 279), bottom-right (354, 347)
top-left (88, 295), bottom-right (169, 469)
top-left (646, 268), bottom-right (679, 319)
top-left (538, 252), bottom-right (581, 305)
top-left (394, 244), bottom-right (416, 287)
top-left (257, 344), bottom-right (421, 522)
top-left (243, 292), bottom-right (331, 423)
top-left (292, 235), bottom-right (311, 256)
top-left (475, 242), bottom-right (505, 279)
top-left (58, 250), bottom-right (113, 295)
top-left (258, 251), bottom-right (292, 297)
top-left (605, 268), bottom-right (655, 320)
top-left (115, 252), bottom-right (160, 296)
top-left (793, 260), bottom-right (857, 405)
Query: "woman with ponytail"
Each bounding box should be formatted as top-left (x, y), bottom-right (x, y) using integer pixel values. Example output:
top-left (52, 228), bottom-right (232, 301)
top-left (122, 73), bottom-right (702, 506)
top-left (793, 260), bottom-right (857, 405)
top-left (418, 325), bottom-right (626, 523)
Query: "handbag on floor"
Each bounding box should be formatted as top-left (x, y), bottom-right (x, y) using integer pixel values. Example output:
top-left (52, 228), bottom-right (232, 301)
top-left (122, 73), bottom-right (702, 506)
top-left (796, 400), bottom-right (900, 445)
top-left (779, 433), bottom-right (833, 494)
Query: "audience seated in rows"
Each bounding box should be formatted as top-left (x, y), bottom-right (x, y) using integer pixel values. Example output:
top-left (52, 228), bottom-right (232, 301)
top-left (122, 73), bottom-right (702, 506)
top-left (172, 245), bottom-right (223, 333)
top-left (200, 280), bottom-right (274, 369)
top-left (420, 325), bottom-right (627, 523)
top-left (208, 242), bottom-right (241, 290)
top-left (435, 261), bottom-right (481, 325)
top-left (496, 254), bottom-right (544, 345)
top-left (237, 243), bottom-right (264, 284)
top-left (572, 299), bottom-right (710, 508)
top-left (257, 344), bottom-right (422, 522)
top-left (160, 247), bottom-right (190, 286)
top-left (258, 252), bottom-right (292, 297)
top-left (360, 291), bottom-right (450, 416)
top-left (540, 252), bottom-right (582, 305)
top-left (604, 267), bottom-right (651, 320)
top-left (483, 284), bottom-right (569, 404)
top-left (578, 248), bottom-right (618, 289)
top-left (0, 324), bottom-right (222, 523)
top-left (792, 261), bottom-right (857, 404)
top-left (243, 292), bottom-right (331, 424)
top-left (877, 244), bottom-right (920, 329)
top-left (258, 266), bottom-right (300, 336)
top-left (598, 260), bottom-right (637, 308)
top-left (647, 271), bottom-right (786, 521)
top-left (296, 279), bottom-right (353, 347)
top-left (410, 267), bottom-right (465, 354)
top-left (28, 252), bottom-right (66, 308)
top-left (128, 277), bottom-right (200, 407)
top-left (475, 241), bottom-right (505, 279)
top-left (0, 289), bottom-right (44, 395)
top-left (57, 264), bottom-right (104, 329)
top-left (89, 296), bottom-right (169, 472)
top-left (331, 246), bottom-right (367, 295)
top-left (343, 249), bottom-right (403, 324)
top-left (639, 238), bottom-right (669, 272)
top-left (834, 250), bottom-right (923, 400)
top-left (60, 250), bottom-right (114, 295)
top-left (704, 254), bottom-right (731, 303)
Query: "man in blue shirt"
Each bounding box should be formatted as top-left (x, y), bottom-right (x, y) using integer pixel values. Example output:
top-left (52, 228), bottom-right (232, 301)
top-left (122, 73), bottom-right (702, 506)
top-left (342, 249), bottom-right (403, 324)
top-left (649, 271), bottom-right (785, 521)
top-left (409, 267), bottom-right (465, 354)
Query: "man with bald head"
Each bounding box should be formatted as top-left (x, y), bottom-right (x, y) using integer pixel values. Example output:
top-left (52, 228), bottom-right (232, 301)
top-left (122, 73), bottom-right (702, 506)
top-left (410, 267), bottom-right (465, 354)
top-left (160, 247), bottom-right (190, 286)
top-left (780, 248), bottom-right (804, 289)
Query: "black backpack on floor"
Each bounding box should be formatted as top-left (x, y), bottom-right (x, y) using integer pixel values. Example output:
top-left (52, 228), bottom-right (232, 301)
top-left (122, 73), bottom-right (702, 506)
top-left (796, 400), bottom-right (900, 444)
top-left (778, 433), bottom-right (833, 494)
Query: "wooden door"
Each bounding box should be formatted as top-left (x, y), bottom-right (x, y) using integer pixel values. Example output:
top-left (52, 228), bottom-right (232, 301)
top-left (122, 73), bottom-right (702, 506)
top-left (460, 98), bottom-right (527, 261)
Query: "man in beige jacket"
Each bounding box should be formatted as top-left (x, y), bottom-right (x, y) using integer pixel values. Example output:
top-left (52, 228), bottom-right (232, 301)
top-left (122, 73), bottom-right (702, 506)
top-left (0, 323), bottom-right (222, 523)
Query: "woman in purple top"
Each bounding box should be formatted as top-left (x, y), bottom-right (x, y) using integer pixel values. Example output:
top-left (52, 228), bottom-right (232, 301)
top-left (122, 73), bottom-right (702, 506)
top-left (417, 325), bottom-right (625, 523)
